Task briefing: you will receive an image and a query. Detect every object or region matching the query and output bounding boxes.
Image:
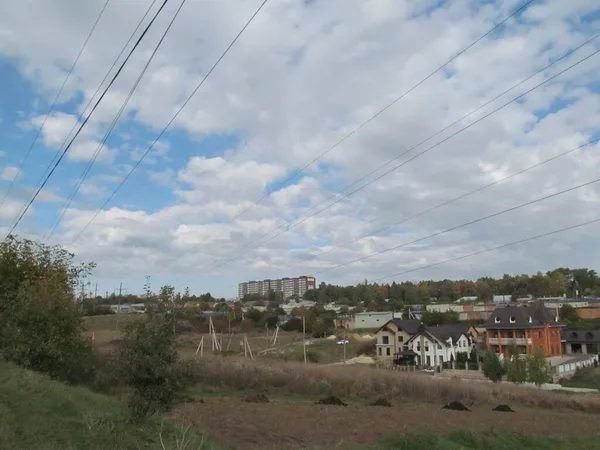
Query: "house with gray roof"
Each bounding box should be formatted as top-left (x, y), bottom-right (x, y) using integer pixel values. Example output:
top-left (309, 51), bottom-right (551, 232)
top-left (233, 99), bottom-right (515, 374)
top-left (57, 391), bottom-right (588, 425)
top-left (562, 328), bottom-right (600, 355)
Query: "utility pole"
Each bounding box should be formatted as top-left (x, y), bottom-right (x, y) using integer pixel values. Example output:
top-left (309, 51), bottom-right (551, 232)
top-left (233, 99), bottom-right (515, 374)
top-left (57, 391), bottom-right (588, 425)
top-left (302, 314), bottom-right (307, 364)
top-left (94, 282), bottom-right (98, 298)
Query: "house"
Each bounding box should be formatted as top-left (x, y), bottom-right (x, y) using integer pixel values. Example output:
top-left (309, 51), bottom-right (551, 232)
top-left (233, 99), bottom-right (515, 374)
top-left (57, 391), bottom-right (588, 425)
top-left (404, 324), bottom-right (474, 367)
top-left (374, 319), bottom-right (422, 358)
top-left (561, 329), bottom-right (600, 355)
top-left (354, 311), bottom-right (395, 330)
top-left (485, 304), bottom-right (563, 358)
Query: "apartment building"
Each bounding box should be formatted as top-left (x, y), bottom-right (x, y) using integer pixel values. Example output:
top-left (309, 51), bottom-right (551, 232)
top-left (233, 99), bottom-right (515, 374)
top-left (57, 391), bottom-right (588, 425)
top-left (238, 276), bottom-right (316, 300)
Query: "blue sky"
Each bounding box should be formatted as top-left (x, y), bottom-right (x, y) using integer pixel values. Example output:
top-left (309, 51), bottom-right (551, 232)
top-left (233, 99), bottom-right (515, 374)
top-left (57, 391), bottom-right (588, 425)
top-left (1, 0), bottom-right (600, 298)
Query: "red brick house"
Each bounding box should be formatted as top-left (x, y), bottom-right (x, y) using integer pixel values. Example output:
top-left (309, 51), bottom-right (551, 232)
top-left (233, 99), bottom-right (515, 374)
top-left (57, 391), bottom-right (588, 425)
top-left (485, 304), bottom-right (563, 358)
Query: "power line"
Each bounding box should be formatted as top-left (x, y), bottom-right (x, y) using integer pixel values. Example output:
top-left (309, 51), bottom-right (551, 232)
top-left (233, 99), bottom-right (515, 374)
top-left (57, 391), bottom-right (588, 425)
top-left (195, 45), bottom-right (600, 277)
top-left (5, 0), bottom-right (171, 239)
top-left (0, 0), bottom-right (111, 214)
top-left (294, 135), bottom-right (600, 272)
top-left (180, 0), bottom-right (538, 251)
top-left (372, 216), bottom-right (600, 283)
top-left (69, 0), bottom-right (270, 244)
top-left (275, 33), bottom-right (600, 272)
top-left (45, 0), bottom-right (186, 240)
top-left (309, 175), bottom-right (600, 277)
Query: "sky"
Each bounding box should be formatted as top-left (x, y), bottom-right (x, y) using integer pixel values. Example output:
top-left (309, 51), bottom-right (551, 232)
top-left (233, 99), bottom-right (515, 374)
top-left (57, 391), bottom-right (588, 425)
top-left (0, 0), bottom-right (600, 298)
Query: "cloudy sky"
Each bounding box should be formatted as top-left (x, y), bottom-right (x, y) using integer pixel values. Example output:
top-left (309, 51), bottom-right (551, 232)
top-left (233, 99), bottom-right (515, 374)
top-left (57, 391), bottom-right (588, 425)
top-left (1, 0), bottom-right (599, 298)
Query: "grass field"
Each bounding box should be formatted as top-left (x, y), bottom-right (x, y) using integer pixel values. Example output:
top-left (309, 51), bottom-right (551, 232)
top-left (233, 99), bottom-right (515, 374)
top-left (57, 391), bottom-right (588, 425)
top-left (0, 362), bottom-right (209, 450)
top-left (3, 360), bottom-right (600, 449)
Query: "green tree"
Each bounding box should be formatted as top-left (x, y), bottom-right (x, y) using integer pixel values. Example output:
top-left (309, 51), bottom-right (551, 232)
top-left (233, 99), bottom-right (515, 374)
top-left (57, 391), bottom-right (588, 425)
top-left (482, 351), bottom-right (506, 383)
top-left (119, 311), bottom-right (186, 420)
top-left (0, 236), bottom-right (94, 383)
top-left (505, 344), bottom-right (527, 384)
top-left (560, 304), bottom-right (579, 325)
top-left (527, 348), bottom-right (552, 387)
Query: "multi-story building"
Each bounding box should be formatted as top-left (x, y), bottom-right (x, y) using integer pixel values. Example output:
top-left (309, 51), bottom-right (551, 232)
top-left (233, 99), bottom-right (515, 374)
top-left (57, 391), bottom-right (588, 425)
top-left (238, 276), bottom-right (316, 300)
top-left (485, 304), bottom-right (563, 358)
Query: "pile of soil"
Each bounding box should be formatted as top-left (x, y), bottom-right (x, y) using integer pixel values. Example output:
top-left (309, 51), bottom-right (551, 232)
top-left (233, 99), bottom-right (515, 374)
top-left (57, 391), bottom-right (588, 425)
top-left (370, 397), bottom-right (392, 407)
top-left (244, 394), bottom-right (270, 403)
top-left (316, 396), bottom-right (347, 406)
top-left (442, 401), bottom-right (471, 411)
top-left (493, 404), bottom-right (515, 412)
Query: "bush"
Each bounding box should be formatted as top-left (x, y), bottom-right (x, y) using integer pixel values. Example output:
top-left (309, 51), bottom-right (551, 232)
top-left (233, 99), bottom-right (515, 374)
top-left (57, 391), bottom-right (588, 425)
top-left (0, 236), bottom-right (94, 384)
top-left (119, 314), bottom-right (187, 420)
top-left (356, 341), bottom-right (376, 356)
top-left (482, 352), bottom-right (505, 383)
top-left (527, 349), bottom-right (552, 387)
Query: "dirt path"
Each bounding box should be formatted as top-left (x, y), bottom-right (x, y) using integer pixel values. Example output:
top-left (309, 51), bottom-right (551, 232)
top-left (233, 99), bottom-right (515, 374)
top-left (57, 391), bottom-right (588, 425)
top-left (174, 399), bottom-right (600, 449)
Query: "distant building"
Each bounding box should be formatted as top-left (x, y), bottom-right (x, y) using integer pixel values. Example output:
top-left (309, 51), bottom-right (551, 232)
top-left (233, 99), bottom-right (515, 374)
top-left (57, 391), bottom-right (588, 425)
top-left (237, 276), bottom-right (316, 300)
top-left (485, 304), bottom-right (563, 358)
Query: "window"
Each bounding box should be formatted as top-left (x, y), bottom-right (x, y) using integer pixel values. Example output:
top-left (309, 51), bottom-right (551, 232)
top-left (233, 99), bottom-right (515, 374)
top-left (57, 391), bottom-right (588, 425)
top-left (398, 336), bottom-right (404, 343)
top-left (386, 348), bottom-right (391, 356)
top-left (382, 336), bottom-right (389, 345)
top-left (494, 317), bottom-right (501, 324)
top-left (439, 356), bottom-right (444, 364)
top-left (378, 348), bottom-right (382, 356)
top-left (437, 344), bottom-right (442, 350)
top-left (509, 316), bottom-right (516, 324)
top-left (528, 316), bottom-right (532, 323)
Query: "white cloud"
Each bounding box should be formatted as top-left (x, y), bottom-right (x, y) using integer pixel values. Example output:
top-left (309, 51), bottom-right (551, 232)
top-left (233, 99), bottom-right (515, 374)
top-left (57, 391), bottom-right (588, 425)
top-left (69, 140), bottom-right (117, 163)
top-left (1, 0), bottom-right (600, 297)
top-left (0, 166), bottom-right (22, 181)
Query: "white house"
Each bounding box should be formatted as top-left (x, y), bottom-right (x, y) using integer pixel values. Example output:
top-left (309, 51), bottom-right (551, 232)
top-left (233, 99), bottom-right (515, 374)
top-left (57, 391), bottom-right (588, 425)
top-left (404, 324), bottom-right (474, 367)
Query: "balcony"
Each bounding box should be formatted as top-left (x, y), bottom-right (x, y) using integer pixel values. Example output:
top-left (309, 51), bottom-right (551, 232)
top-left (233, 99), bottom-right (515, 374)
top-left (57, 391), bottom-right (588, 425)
top-left (487, 337), bottom-right (532, 345)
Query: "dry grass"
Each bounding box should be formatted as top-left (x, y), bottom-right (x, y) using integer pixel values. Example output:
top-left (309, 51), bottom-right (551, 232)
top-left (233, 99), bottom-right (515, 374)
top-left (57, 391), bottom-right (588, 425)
top-left (187, 356), bottom-right (600, 413)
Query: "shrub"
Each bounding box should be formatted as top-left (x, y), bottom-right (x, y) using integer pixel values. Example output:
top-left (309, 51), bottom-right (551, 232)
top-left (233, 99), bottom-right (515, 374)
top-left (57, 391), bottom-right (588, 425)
top-left (482, 351), bottom-right (505, 383)
top-left (356, 341), bottom-right (376, 356)
top-left (0, 236), bottom-right (95, 384)
top-left (119, 314), bottom-right (187, 420)
top-left (527, 348), bottom-right (552, 387)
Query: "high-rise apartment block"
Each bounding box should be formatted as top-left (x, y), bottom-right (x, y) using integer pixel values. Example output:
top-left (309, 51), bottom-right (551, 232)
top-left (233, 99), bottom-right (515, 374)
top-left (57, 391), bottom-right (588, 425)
top-left (238, 276), bottom-right (316, 300)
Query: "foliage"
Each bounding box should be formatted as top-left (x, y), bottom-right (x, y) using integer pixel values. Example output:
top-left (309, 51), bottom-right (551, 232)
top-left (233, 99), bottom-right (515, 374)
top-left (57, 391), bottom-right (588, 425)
top-left (560, 304), bottom-right (580, 326)
top-left (527, 348), bottom-right (553, 387)
top-left (356, 341), bottom-right (377, 356)
top-left (560, 367), bottom-right (600, 390)
top-left (422, 311), bottom-right (460, 325)
top-left (0, 361), bottom-right (209, 450)
top-left (0, 235), bottom-right (95, 383)
top-left (118, 308), bottom-right (187, 420)
top-left (504, 344), bottom-right (527, 384)
top-left (482, 352), bottom-right (505, 383)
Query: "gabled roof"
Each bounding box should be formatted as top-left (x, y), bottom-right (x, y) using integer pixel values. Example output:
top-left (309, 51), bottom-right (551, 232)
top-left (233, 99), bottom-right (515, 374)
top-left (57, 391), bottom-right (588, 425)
top-left (385, 319), bottom-right (422, 334)
top-left (427, 324), bottom-right (471, 343)
top-left (562, 328), bottom-right (600, 344)
top-left (485, 304), bottom-right (561, 329)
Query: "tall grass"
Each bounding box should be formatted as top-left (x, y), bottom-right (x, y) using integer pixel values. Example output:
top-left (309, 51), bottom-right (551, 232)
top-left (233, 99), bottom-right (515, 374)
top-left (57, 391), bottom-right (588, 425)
top-left (187, 356), bottom-right (600, 413)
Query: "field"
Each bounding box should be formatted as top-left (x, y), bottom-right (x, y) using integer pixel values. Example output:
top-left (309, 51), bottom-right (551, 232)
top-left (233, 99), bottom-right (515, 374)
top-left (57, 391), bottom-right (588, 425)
top-left (74, 314), bottom-right (600, 449)
top-left (3, 357), bottom-right (600, 449)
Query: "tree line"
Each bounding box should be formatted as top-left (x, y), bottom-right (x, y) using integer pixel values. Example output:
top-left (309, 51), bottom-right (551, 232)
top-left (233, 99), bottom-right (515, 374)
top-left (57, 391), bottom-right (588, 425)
top-left (298, 269), bottom-right (599, 311)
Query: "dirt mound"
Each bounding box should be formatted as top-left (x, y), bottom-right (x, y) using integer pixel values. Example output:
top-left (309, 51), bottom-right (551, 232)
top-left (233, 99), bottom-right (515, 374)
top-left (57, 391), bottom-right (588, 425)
top-left (442, 401), bottom-right (471, 411)
top-left (244, 394), bottom-right (270, 403)
top-left (370, 397), bottom-right (392, 407)
top-left (493, 404), bottom-right (515, 412)
top-left (316, 396), bottom-right (347, 406)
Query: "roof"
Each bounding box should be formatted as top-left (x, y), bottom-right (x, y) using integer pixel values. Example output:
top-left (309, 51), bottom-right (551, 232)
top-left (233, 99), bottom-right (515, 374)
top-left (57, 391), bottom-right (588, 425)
top-left (561, 328), bottom-right (600, 344)
top-left (375, 319), bottom-right (422, 334)
top-left (427, 324), bottom-right (472, 343)
top-left (485, 304), bottom-right (562, 329)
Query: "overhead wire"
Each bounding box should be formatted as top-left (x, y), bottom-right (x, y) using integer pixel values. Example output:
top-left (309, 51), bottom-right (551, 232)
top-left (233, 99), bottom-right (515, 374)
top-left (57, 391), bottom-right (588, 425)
top-left (307, 175), bottom-right (600, 277)
top-left (45, 0), bottom-right (186, 241)
top-left (372, 216), bottom-right (600, 283)
top-left (0, 0), bottom-right (111, 214)
top-left (5, 0), bottom-right (171, 239)
top-left (69, 0), bottom-right (270, 244)
top-left (190, 44), bottom-right (600, 279)
top-left (274, 32), bottom-right (600, 272)
top-left (173, 0), bottom-right (539, 252)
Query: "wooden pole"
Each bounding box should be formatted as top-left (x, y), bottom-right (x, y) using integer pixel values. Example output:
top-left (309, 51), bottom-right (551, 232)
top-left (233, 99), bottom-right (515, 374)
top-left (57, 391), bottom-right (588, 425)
top-left (303, 315), bottom-right (307, 364)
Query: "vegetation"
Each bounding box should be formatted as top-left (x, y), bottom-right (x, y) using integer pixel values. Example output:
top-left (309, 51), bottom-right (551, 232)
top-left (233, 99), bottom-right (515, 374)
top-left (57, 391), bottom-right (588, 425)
top-left (0, 236), bottom-right (94, 383)
top-left (482, 351), bottom-right (505, 383)
top-left (0, 362), bottom-right (208, 450)
top-left (372, 430), bottom-right (600, 450)
top-left (527, 349), bottom-right (553, 387)
top-left (184, 357), bottom-right (600, 413)
top-left (560, 367), bottom-right (600, 390)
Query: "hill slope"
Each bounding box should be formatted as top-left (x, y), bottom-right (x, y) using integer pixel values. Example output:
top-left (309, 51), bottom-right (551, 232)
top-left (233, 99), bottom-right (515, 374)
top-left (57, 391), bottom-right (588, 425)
top-left (0, 362), bottom-right (207, 450)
